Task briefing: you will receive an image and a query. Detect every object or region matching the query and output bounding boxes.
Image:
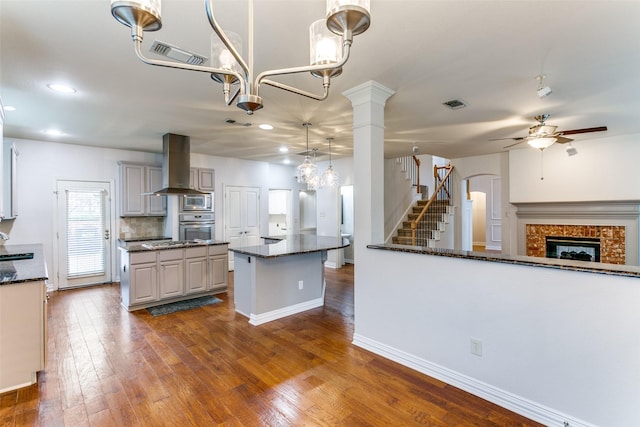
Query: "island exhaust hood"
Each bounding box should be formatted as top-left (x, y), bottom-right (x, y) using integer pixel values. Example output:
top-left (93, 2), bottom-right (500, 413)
top-left (150, 133), bottom-right (208, 195)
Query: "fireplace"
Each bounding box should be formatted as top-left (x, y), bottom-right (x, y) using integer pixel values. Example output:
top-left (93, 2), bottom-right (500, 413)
top-left (546, 236), bottom-right (601, 262)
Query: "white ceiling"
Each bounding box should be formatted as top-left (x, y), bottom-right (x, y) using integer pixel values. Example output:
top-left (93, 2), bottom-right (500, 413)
top-left (2, 1), bottom-right (639, 164)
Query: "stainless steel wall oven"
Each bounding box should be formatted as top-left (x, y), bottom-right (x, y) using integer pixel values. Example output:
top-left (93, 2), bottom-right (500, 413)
top-left (179, 213), bottom-right (215, 241)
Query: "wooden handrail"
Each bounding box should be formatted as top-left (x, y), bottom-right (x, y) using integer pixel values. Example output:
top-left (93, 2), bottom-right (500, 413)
top-left (410, 164), bottom-right (454, 246)
top-left (413, 156), bottom-right (421, 193)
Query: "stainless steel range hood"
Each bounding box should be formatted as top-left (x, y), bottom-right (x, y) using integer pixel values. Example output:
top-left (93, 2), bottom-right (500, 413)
top-left (151, 133), bottom-right (208, 195)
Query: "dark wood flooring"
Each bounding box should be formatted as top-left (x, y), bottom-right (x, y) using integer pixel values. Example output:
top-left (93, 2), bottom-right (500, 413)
top-left (0, 264), bottom-right (543, 426)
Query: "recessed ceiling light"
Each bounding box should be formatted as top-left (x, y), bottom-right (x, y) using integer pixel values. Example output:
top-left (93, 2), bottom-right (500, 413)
top-left (4, 106), bottom-right (16, 112)
top-left (259, 124), bottom-right (273, 130)
top-left (47, 83), bottom-right (76, 93)
top-left (279, 146), bottom-right (289, 153)
top-left (45, 129), bottom-right (64, 137)
top-left (283, 159), bottom-right (291, 165)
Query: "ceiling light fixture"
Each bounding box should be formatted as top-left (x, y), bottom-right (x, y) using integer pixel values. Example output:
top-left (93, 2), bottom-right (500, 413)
top-left (110, 0), bottom-right (371, 115)
top-left (321, 137), bottom-right (339, 188)
top-left (535, 74), bottom-right (552, 98)
top-left (4, 106), bottom-right (16, 112)
top-left (297, 122), bottom-right (317, 185)
top-left (279, 146), bottom-right (289, 153)
top-left (307, 149), bottom-right (321, 191)
top-left (259, 124), bottom-right (274, 130)
top-left (47, 83), bottom-right (76, 93)
top-left (45, 129), bottom-right (64, 137)
top-left (566, 143), bottom-right (578, 156)
top-left (527, 136), bottom-right (556, 150)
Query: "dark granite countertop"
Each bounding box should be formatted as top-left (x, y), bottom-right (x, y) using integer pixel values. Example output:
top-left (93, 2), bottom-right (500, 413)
top-left (230, 235), bottom-right (349, 259)
top-left (117, 236), bottom-right (172, 243)
top-left (367, 243), bottom-right (640, 278)
top-left (121, 239), bottom-right (229, 252)
top-left (0, 244), bottom-right (48, 285)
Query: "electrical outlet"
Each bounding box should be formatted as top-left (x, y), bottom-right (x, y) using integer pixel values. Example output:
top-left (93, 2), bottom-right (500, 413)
top-left (470, 338), bottom-right (483, 356)
top-left (298, 280), bottom-right (303, 290)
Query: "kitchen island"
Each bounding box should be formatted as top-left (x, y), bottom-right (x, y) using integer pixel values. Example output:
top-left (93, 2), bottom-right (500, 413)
top-left (0, 244), bottom-right (48, 393)
top-left (230, 235), bottom-right (349, 325)
top-left (119, 240), bottom-right (229, 311)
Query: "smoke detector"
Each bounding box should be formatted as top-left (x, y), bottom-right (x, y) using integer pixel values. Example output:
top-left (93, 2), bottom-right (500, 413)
top-left (535, 74), bottom-right (552, 98)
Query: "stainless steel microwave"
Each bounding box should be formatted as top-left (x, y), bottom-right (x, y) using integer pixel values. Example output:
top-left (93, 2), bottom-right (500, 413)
top-left (180, 193), bottom-right (213, 212)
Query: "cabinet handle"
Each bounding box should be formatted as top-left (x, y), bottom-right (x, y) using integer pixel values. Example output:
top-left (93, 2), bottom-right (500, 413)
top-left (123, 265), bottom-right (126, 272)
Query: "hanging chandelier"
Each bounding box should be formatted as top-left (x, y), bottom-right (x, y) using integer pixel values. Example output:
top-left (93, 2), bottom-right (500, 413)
top-left (297, 123), bottom-right (317, 185)
top-left (320, 137), bottom-right (339, 188)
top-left (110, 0), bottom-right (371, 115)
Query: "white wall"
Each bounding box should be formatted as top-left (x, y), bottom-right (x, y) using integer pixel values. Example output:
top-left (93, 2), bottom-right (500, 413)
top-left (5, 138), bottom-right (298, 289)
top-left (509, 133), bottom-right (640, 203)
top-left (355, 248), bottom-right (640, 426)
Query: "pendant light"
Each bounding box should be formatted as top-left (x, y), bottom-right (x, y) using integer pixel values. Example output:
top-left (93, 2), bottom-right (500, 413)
top-left (297, 123), bottom-right (317, 184)
top-left (307, 149), bottom-right (321, 190)
top-left (321, 137), bottom-right (339, 188)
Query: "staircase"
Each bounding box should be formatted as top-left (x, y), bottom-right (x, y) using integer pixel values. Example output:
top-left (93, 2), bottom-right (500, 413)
top-left (392, 199), bottom-right (453, 247)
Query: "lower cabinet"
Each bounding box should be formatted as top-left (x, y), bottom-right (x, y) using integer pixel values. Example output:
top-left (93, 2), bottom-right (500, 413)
top-left (0, 280), bottom-right (46, 392)
top-left (120, 244), bottom-right (228, 311)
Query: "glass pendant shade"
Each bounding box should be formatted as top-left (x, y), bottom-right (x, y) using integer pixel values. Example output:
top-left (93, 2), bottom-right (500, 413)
top-left (310, 20), bottom-right (341, 66)
top-left (111, 0), bottom-right (162, 31)
top-left (297, 157), bottom-right (317, 184)
top-left (210, 31), bottom-right (242, 84)
top-left (528, 137), bottom-right (556, 150)
top-left (321, 164), bottom-right (339, 188)
top-left (307, 173), bottom-right (321, 191)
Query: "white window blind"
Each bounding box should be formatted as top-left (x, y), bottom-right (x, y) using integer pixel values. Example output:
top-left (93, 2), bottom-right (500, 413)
top-left (66, 189), bottom-right (106, 278)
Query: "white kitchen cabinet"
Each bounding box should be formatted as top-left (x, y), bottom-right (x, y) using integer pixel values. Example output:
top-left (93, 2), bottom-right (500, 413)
top-left (119, 162), bottom-right (166, 217)
top-left (158, 249), bottom-right (184, 299)
top-left (189, 167), bottom-right (215, 192)
top-left (185, 246), bottom-right (207, 294)
top-left (208, 244), bottom-right (228, 291)
top-left (0, 280), bottom-right (46, 393)
top-left (1, 142), bottom-right (18, 220)
top-left (123, 251), bottom-right (158, 306)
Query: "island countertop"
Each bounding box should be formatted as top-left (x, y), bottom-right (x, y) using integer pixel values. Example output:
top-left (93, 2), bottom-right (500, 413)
top-left (230, 235), bottom-right (349, 259)
top-left (119, 239), bottom-right (229, 252)
top-left (0, 244), bottom-right (48, 285)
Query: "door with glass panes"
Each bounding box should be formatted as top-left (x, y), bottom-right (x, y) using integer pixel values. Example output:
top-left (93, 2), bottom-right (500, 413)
top-left (56, 180), bottom-right (112, 289)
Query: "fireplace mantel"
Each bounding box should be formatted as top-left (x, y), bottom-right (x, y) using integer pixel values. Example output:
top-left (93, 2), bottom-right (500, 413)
top-left (514, 201), bottom-right (640, 265)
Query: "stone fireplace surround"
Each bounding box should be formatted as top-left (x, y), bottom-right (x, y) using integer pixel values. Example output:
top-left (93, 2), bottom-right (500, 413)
top-left (515, 201), bottom-right (640, 266)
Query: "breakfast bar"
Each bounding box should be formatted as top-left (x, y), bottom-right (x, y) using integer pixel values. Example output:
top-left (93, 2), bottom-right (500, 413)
top-left (230, 235), bottom-right (349, 325)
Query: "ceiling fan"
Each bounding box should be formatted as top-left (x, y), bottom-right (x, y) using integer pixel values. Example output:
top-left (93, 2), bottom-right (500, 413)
top-left (493, 114), bottom-right (608, 150)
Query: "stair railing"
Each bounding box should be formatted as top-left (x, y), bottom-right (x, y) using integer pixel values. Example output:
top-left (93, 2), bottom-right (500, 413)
top-left (399, 155), bottom-right (421, 194)
top-left (410, 164), bottom-right (454, 246)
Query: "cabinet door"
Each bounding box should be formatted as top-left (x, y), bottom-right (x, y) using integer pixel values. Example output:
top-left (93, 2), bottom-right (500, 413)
top-left (197, 169), bottom-right (215, 191)
top-left (131, 262), bottom-right (158, 304)
top-left (146, 166), bottom-right (166, 216)
top-left (189, 168), bottom-right (196, 190)
top-left (158, 259), bottom-right (184, 299)
top-left (209, 254), bottom-right (228, 291)
top-left (185, 256), bottom-right (208, 294)
top-left (120, 163), bottom-right (145, 216)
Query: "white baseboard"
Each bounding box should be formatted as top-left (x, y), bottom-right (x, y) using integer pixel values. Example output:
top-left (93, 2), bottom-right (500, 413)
top-left (324, 261), bottom-right (338, 269)
top-left (352, 333), bottom-right (596, 427)
top-left (248, 297), bottom-right (324, 326)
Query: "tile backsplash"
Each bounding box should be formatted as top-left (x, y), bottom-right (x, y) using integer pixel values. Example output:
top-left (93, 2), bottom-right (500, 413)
top-left (119, 217), bottom-right (165, 239)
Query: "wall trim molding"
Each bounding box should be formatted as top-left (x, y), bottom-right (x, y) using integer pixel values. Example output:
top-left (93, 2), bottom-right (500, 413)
top-left (352, 333), bottom-right (597, 427)
top-left (248, 297), bottom-right (323, 326)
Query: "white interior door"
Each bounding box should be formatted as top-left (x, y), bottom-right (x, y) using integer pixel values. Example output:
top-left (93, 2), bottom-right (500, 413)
top-left (56, 180), bottom-right (112, 289)
top-left (225, 186), bottom-right (260, 270)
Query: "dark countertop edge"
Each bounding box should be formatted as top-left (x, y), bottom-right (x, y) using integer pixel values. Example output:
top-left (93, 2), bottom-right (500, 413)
top-left (0, 243), bottom-right (49, 285)
top-left (117, 236), bottom-right (172, 243)
top-left (121, 241), bottom-right (229, 252)
top-left (230, 238), bottom-right (350, 259)
top-left (367, 243), bottom-right (640, 278)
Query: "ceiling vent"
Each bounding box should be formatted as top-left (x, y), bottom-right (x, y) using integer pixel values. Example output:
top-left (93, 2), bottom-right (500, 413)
top-left (224, 118), bottom-right (252, 127)
top-left (442, 99), bottom-right (468, 110)
top-left (150, 41), bottom-right (207, 66)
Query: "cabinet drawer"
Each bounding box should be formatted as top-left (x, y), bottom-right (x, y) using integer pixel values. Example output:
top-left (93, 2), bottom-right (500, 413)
top-left (208, 244), bottom-right (228, 256)
top-left (158, 249), bottom-right (184, 261)
top-left (131, 251), bottom-right (157, 264)
top-left (186, 246), bottom-right (207, 258)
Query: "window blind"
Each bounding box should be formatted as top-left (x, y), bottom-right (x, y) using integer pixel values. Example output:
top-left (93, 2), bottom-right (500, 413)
top-left (66, 189), bottom-right (106, 278)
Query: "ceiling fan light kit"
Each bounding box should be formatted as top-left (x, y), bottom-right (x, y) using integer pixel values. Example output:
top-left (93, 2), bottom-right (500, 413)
top-left (110, 0), bottom-right (371, 114)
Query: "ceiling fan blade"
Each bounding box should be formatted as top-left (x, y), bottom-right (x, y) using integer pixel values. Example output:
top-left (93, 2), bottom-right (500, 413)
top-left (554, 136), bottom-right (574, 144)
top-left (489, 136), bottom-right (526, 142)
top-left (503, 140), bottom-right (526, 149)
top-left (559, 126), bottom-right (608, 136)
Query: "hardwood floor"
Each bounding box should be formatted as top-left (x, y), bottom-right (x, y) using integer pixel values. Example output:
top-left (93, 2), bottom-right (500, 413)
top-left (1, 265), bottom-right (543, 426)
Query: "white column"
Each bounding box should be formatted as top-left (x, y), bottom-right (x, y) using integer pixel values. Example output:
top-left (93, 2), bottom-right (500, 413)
top-left (343, 81), bottom-right (395, 259)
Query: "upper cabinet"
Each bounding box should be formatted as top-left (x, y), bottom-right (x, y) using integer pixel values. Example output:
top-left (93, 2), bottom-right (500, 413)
top-left (119, 162), bottom-right (166, 217)
top-left (2, 142), bottom-right (18, 220)
top-left (189, 168), bottom-right (215, 192)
